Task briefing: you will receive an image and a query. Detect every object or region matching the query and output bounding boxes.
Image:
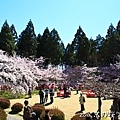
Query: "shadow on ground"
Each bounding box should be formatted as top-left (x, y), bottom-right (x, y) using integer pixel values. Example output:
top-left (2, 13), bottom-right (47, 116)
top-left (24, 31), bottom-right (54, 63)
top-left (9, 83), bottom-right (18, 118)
top-left (9, 111), bottom-right (17, 114)
top-left (44, 102), bottom-right (52, 106)
top-left (75, 111), bottom-right (83, 114)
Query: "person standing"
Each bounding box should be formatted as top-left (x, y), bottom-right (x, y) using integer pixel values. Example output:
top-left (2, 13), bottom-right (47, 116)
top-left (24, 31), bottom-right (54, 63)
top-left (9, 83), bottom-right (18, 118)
top-left (44, 88), bottom-right (49, 103)
top-left (79, 93), bottom-right (85, 113)
top-left (97, 95), bottom-right (102, 119)
top-left (63, 84), bottom-right (67, 97)
top-left (49, 88), bottom-right (54, 104)
top-left (23, 100), bottom-right (32, 120)
top-left (39, 88), bottom-right (44, 104)
top-left (44, 110), bottom-right (51, 120)
top-left (76, 84), bottom-right (79, 94)
top-left (28, 87), bottom-right (32, 98)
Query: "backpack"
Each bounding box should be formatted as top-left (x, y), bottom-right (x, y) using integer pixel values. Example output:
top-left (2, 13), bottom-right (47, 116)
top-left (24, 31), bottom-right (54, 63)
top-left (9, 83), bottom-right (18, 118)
top-left (23, 106), bottom-right (32, 119)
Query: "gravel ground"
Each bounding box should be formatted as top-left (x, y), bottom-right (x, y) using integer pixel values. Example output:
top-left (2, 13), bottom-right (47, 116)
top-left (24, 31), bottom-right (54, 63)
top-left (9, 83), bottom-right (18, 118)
top-left (7, 114), bottom-right (22, 120)
top-left (6, 91), bottom-right (113, 120)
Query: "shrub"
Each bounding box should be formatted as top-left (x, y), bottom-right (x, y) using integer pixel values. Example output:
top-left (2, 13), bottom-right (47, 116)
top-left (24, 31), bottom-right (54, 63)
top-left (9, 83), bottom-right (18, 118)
top-left (0, 98), bottom-right (10, 109)
top-left (0, 90), bottom-right (24, 99)
top-left (0, 108), bottom-right (7, 120)
top-left (32, 90), bottom-right (39, 95)
top-left (41, 108), bottom-right (65, 120)
top-left (11, 103), bottom-right (23, 114)
top-left (71, 114), bottom-right (86, 120)
top-left (32, 104), bottom-right (45, 118)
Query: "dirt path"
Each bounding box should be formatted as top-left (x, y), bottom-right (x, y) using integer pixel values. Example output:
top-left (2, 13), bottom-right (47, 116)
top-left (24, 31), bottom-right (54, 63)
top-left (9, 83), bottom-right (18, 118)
top-left (6, 91), bottom-right (113, 120)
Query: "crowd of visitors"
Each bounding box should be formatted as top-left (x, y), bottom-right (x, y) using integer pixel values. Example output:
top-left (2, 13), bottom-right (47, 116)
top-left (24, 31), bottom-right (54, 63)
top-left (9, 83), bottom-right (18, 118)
top-left (38, 84), bottom-right (55, 105)
top-left (24, 82), bottom-right (120, 120)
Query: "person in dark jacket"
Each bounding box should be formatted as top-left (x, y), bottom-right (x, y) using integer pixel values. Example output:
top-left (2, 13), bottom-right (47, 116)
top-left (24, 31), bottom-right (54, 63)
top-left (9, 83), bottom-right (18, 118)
top-left (23, 100), bottom-right (32, 120)
top-left (49, 88), bottom-right (54, 104)
top-left (39, 89), bottom-right (44, 104)
top-left (28, 87), bottom-right (32, 98)
top-left (44, 110), bottom-right (51, 120)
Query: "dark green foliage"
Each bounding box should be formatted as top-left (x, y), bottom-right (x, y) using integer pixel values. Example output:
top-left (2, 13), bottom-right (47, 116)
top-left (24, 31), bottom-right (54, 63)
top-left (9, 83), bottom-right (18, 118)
top-left (74, 26), bottom-right (90, 65)
top-left (0, 20), bottom-right (15, 55)
top-left (10, 24), bottom-right (18, 43)
top-left (98, 23), bottom-right (120, 66)
top-left (88, 35), bottom-right (104, 67)
top-left (87, 38), bottom-right (97, 67)
top-left (0, 90), bottom-right (24, 99)
top-left (65, 26), bottom-right (90, 66)
top-left (37, 28), bottom-right (65, 66)
top-left (17, 19), bottom-right (37, 57)
top-left (11, 103), bottom-right (23, 113)
top-left (37, 28), bottom-right (50, 58)
top-left (0, 108), bottom-right (7, 120)
top-left (64, 43), bottom-right (75, 66)
top-left (48, 29), bottom-right (64, 65)
top-left (116, 20), bottom-right (120, 34)
top-left (41, 108), bottom-right (65, 120)
top-left (10, 24), bottom-right (18, 52)
top-left (0, 19), bottom-right (120, 67)
top-left (0, 98), bottom-right (10, 109)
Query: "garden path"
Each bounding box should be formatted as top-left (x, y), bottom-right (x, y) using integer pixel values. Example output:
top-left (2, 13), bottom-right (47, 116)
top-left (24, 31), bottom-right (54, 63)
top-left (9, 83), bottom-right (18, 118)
top-left (6, 91), bottom-right (113, 120)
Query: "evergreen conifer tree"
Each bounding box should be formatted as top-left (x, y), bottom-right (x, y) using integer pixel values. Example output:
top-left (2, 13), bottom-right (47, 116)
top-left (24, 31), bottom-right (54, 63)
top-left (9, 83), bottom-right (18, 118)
top-left (0, 20), bottom-right (15, 55)
top-left (17, 20), bottom-right (37, 57)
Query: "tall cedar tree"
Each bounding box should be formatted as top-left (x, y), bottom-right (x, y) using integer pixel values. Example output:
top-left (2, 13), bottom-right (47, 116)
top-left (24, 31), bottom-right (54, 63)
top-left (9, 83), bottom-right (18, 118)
top-left (48, 29), bottom-right (64, 65)
top-left (59, 42), bottom-right (65, 67)
top-left (10, 24), bottom-right (18, 52)
top-left (116, 20), bottom-right (120, 35)
top-left (17, 20), bottom-right (37, 57)
top-left (37, 28), bottom-right (64, 66)
top-left (94, 34), bottom-right (104, 66)
top-left (37, 27), bottom-right (50, 58)
top-left (105, 24), bottom-right (116, 65)
top-left (99, 23), bottom-right (120, 65)
top-left (72, 26), bottom-right (90, 66)
top-left (0, 20), bottom-right (15, 55)
top-left (37, 27), bottom-right (50, 67)
top-left (64, 43), bottom-right (75, 66)
top-left (88, 38), bottom-right (97, 67)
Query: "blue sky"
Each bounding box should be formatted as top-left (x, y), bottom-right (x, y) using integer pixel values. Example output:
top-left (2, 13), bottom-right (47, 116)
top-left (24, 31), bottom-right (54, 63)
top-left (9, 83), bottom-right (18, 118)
top-left (0, 0), bottom-right (120, 46)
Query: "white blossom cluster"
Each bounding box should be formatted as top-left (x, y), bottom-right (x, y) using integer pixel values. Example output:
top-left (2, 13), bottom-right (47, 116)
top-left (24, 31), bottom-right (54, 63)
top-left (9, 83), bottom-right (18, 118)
top-left (0, 49), bottom-right (120, 96)
top-left (64, 63), bottom-right (120, 83)
top-left (0, 50), bottom-right (68, 94)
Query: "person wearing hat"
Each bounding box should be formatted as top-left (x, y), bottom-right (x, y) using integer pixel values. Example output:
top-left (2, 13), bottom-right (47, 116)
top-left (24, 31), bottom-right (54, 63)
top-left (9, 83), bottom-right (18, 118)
top-left (79, 93), bottom-right (85, 113)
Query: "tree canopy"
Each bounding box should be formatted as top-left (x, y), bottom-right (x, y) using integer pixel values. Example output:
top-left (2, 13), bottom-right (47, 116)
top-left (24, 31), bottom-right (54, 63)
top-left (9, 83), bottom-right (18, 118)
top-left (0, 19), bottom-right (120, 67)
